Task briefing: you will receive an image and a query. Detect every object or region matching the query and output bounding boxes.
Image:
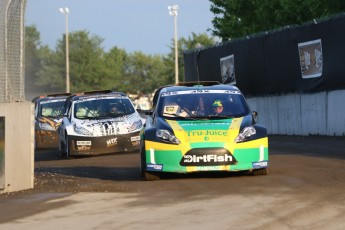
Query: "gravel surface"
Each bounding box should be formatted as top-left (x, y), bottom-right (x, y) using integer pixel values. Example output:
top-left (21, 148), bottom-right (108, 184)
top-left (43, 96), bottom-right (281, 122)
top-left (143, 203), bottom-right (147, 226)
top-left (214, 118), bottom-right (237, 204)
top-left (0, 135), bottom-right (345, 229)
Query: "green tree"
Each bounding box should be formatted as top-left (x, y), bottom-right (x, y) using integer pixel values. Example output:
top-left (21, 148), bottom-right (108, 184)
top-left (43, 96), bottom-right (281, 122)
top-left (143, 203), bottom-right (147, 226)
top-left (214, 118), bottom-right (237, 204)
top-left (210, 0), bottom-right (345, 41)
top-left (66, 30), bottom-right (105, 92)
top-left (25, 28), bottom-right (215, 97)
top-left (37, 30), bottom-right (105, 92)
top-left (102, 47), bottom-right (129, 91)
top-left (122, 51), bottom-right (168, 95)
top-left (165, 32), bottom-right (215, 83)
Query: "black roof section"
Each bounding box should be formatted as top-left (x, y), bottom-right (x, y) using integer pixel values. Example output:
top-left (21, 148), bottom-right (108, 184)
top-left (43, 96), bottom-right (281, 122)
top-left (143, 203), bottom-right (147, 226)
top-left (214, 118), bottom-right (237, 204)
top-left (32, 92), bottom-right (72, 103)
top-left (65, 90), bottom-right (128, 103)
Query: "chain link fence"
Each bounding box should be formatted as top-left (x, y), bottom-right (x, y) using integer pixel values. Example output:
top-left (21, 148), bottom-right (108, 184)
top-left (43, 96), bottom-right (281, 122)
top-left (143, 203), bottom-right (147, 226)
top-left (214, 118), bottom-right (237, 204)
top-left (0, 0), bottom-right (26, 102)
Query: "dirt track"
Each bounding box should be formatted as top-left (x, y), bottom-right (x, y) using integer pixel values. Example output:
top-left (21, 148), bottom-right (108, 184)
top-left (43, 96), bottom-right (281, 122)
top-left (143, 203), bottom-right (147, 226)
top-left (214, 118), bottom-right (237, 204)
top-left (0, 135), bottom-right (345, 229)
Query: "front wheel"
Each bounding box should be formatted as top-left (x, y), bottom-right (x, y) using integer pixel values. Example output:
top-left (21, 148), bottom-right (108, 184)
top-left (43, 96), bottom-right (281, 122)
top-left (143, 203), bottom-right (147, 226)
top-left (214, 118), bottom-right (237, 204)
top-left (140, 142), bottom-right (160, 180)
top-left (59, 134), bottom-right (70, 158)
top-left (251, 168), bottom-right (268, 176)
top-left (140, 143), bottom-right (146, 177)
top-left (144, 172), bottom-right (160, 181)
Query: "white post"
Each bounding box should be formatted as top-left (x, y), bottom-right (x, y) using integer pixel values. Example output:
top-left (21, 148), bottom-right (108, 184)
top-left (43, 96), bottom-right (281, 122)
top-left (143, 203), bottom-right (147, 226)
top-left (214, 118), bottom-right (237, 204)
top-left (168, 5), bottom-right (179, 85)
top-left (59, 7), bottom-right (70, 93)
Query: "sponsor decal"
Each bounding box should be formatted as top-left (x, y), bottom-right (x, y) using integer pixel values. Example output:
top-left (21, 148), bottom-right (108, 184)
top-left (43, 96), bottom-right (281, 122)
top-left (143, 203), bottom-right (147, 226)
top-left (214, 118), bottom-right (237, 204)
top-left (177, 121), bottom-right (231, 131)
top-left (166, 106), bottom-right (175, 112)
top-left (131, 141), bottom-right (140, 147)
top-left (186, 130), bottom-right (228, 137)
top-left (131, 136), bottom-right (140, 141)
top-left (147, 163), bottom-right (163, 171)
top-left (181, 153), bottom-right (235, 166)
top-left (252, 161), bottom-right (268, 168)
top-left (40, 99), bottom-right (66, 104)
top-left (77, 146), bottom-right (91, 151)
top-left (161, 90), bottom-right (241, 97)
top-left (180, 122), bottom-right (229, 126)
top-left (106, 138), bottom-right (118, 147)
top-left (76, 141), bottom-right (91, 146)
top-left (196, 166), bottom-right (221, 171)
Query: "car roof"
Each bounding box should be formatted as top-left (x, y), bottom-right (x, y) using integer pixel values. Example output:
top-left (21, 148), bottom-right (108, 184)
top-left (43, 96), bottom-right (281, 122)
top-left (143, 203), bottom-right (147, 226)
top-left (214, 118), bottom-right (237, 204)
top-left (32, 93), bottom-right (72, 103)
top-left (162, 83), bottom-right (239, 93)
top-left (152, 82), bottom-right (240, 106)
top-left (66, 90), bottom-right (128, 103)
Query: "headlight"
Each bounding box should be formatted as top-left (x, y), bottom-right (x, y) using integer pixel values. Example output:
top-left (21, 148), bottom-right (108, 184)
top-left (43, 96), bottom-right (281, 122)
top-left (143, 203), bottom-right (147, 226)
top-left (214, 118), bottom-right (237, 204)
top-left (39, 122), bottom-right (55, 131)
top-left (74, 125), bottom-right (93, 136)
top-left (235, 126), bottom-right (256, 143)
top-left (129, 120), bottom-right (143, 132)
top-left (156, 129), bottom-right (180, 144)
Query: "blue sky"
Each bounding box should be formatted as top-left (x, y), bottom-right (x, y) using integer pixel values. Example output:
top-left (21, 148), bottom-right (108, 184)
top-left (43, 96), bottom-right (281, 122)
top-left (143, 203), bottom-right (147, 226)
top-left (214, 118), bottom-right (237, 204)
top-left (25, 0), bottom-right (214, 55)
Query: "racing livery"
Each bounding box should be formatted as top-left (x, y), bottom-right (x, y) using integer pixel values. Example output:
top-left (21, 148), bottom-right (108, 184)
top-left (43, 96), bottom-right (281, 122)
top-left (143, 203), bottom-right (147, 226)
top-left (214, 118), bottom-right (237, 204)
top-left (141, 82), bottom-right (268, 180)
top-left (33, 93), bottom-right (71, 149)
top-left (58, 90), bottom-right (143, 157)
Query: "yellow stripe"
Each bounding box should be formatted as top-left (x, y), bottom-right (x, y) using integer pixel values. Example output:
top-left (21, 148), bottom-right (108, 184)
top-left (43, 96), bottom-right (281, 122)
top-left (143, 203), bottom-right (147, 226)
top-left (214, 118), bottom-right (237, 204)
top-left (145, 140), bottom-right (181, 151)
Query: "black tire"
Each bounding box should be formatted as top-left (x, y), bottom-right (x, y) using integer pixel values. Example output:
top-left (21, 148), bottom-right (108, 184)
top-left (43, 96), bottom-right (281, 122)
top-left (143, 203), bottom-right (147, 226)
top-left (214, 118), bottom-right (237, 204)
top-left (140, 142), bottom-right (146, 177)
top-left (251, 168), bottom-right (268, 176)
top-left (144, 172), bottom-right (161, 181)
top-left (140, 141), bottom-right (160, 181)
top-left (59, 134), bottom-right (69, 158)
top-left (65, 135), bottom-right (70, 158)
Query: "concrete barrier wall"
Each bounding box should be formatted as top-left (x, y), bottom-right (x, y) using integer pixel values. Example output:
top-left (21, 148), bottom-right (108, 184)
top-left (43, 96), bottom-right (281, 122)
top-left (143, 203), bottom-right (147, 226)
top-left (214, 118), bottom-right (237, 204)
top-left (0, 102), bottom-right (34, 193)
top-left (247, 90), bottom-right (345, 136)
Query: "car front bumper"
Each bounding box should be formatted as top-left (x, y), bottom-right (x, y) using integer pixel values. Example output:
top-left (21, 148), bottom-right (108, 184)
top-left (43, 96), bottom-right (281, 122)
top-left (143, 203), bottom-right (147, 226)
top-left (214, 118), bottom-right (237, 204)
top-left (35, 130), bottom-right (59, 149)
top-left (68, 131), bottom-right (141, 156)
top-left (143, 137), bottom-right (269, 173)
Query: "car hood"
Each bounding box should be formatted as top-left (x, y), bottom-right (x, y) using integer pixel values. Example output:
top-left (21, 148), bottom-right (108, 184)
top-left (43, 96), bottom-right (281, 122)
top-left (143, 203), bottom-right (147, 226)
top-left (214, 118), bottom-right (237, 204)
top-left (37, 117), bottom-right (63, 130)
top-left (166, 119), bottom-right (237, 143)
top-left (160, 114), bottom-right (253, 143)
top-left (73, 113), bottom-right (142, 136)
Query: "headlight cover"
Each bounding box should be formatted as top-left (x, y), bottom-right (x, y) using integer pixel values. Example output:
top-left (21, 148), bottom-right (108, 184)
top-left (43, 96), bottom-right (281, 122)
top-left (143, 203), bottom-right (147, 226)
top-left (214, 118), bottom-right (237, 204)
top-left (235, 126), bottom-right (256, 143)
top-left (156, 129), bottom-right (180, 144)
top-left (74, 125), bottom-right (93, 136)
top-left (129, 120), bottom-right (143, 132)
top-left (39, 122), bottom-right (55, 131)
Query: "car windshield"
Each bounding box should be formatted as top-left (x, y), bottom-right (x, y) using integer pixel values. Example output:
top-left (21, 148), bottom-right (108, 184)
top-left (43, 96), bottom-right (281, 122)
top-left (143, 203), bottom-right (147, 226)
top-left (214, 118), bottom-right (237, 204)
top-left (74, 97), bottom-right (135, 119)
top-left (39, 100), bottom-right (66, 118)
top-left (158, 89), bottom-right (250, 119)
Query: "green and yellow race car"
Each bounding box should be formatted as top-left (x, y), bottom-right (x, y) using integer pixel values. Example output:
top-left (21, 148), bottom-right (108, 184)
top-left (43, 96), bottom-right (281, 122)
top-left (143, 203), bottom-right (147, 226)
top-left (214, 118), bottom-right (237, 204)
top-left (140, 82), bottom-right (268, 180)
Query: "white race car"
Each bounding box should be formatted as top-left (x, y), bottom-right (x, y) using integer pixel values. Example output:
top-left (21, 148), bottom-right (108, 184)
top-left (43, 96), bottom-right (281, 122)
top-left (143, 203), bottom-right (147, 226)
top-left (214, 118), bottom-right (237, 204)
top-left (58, 90), bottom-right (143, 157)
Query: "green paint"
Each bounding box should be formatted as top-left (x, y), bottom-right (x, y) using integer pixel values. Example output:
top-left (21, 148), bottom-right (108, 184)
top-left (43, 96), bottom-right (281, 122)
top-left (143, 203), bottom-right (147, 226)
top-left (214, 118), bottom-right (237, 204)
top-left (177, 119), bottom-right (232, 131)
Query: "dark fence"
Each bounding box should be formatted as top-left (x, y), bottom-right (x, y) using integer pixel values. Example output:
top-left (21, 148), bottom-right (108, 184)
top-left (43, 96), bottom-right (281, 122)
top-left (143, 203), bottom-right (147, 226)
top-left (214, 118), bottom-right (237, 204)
top-left (184, 13), bottom-right (345, 96)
